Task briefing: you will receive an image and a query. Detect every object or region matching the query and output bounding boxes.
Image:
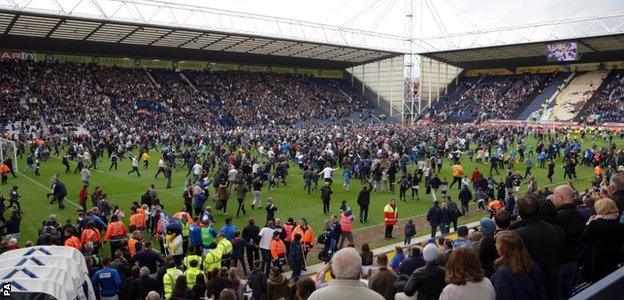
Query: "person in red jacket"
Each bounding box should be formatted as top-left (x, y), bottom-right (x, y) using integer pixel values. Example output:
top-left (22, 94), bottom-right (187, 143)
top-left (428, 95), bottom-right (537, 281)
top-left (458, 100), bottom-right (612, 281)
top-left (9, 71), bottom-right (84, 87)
top-left (78, 184), bottom-right (89, 212)
top-left (383, 199), bottom-right (398, 239)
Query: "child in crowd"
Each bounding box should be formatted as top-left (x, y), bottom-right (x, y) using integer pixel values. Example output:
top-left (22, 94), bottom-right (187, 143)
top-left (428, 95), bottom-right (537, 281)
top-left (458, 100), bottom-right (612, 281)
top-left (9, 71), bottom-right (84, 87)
top-left (404, 219), bottom-right (416, 245)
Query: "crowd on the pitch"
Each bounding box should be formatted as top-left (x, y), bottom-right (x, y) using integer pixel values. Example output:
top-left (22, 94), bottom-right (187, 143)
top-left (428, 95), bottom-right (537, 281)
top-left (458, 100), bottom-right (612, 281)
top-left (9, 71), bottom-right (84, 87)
top-left (2, 118), bottom-right (624, 299)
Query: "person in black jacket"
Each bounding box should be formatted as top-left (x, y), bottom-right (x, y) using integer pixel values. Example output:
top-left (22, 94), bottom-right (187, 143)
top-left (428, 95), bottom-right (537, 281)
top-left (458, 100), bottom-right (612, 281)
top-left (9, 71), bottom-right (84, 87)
top-left (428, 175), bottom-right (441, 202)
top-left (242, 218), bottom-right (261, 270)
top-left (551, 184), bottom-right (585, 299)
top-left (478, 218), bottom-right (498, 278)
top-left (514, 195), bottom-right (563, 300)
top-left (130, 266), bottom-right (161, 300)
top-left (288, 234), bottom-right (306, 282)
top-left (52, 180), bottom-right (67, 209)
top-left (357, 184), bottom-right (371, 223)
top-left (458, 185), bottom-right (472, 215)
top-left (400, 243), bottom-right (446, 300)
top-left (248, 260), bottom-right (268, 300)
top-left (320, 182), bottom-right (333, 215)
top-left (426, 201), bottom-right (442, 238)
top-left (583, 198), bottom-right (624, 283)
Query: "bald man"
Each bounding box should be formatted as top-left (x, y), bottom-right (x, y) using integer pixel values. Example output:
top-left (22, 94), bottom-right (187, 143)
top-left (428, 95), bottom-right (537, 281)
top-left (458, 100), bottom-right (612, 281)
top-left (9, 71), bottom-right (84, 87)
top-left (551, 184), bottom-right (585, 300)
top-left (308, 248), bottom-right (384, 300)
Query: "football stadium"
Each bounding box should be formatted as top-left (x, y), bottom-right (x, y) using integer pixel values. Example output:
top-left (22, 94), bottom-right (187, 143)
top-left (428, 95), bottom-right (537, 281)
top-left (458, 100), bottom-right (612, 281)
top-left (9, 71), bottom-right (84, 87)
top-left (0, 0), bottom-right (624, 299)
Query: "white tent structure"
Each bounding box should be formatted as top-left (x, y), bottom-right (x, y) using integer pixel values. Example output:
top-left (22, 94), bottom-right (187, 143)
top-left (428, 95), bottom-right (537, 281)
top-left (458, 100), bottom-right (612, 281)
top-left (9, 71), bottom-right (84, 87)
top-left (0, 246), bottom-right (96, 300)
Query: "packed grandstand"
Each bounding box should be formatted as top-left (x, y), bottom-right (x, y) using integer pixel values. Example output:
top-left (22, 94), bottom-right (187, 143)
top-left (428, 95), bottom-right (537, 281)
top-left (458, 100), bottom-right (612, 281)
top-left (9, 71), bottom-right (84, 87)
top-left (2, 1), bottom-right (624, 300)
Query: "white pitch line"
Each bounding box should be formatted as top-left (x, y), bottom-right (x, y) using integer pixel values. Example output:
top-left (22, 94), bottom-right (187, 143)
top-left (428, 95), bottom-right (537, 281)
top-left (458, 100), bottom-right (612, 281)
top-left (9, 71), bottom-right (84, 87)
top-left (18, 172), bottom-right (82, 209)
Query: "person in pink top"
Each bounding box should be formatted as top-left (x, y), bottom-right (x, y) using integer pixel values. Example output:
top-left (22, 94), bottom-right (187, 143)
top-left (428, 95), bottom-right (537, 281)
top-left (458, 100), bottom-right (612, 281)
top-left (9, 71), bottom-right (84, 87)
top-left (282, 217), bottom-right (295, 257)
top-left (338, 206), bottom-right (355, 248)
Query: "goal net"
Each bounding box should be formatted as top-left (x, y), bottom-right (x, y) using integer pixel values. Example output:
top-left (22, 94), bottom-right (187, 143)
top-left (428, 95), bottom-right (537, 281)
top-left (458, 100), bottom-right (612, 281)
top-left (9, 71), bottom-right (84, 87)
top-left (0, 138), bottom-right (18, 172)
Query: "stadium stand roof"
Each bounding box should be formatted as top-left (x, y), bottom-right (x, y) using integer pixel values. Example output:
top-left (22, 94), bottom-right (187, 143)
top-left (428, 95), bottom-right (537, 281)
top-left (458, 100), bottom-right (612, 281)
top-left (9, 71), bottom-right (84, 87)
top-left (419, 33), bottom-right (624, 70)
top-left (0, 8), bottom-right (403, 69)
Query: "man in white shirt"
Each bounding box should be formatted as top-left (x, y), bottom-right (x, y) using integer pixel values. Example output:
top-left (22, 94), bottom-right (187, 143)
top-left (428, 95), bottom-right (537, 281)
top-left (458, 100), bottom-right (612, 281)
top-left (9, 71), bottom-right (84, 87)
top-left (154, 158), bottom-right (165, 178)
top-left (319, 164), bottom-right (340, 184)
top-left (80, 167), bottom-right (91, 184)
top-left (192, 163), bottom-right (202, 182)
top-left (128, 155), bottom-right (141, 177)
top-left (258, 220), bottom-right (275, 275)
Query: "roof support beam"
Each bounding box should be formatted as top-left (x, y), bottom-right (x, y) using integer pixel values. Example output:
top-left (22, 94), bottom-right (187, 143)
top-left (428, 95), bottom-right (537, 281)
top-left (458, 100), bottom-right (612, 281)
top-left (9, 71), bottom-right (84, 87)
top-left (83, 22), bottom-right (105, 40)
top-left (149, 29), bottom-right (173, 46)
top-left (578, 40), bottom-right (599, 52)
top-left (178, 33), bottom-right (206, 47)
top-left (267, 42), bottom-right (298, 55)
top-left (4, 14), bottom-right (19, 35)
top-left (222, 37), bottom-right (252, 51)
top-left (201, 35), bottom-right (229, 49)
top-left (245, 40), bottom-right (274, 53)
top-left (117, 27), bottom-right (141, 43)
top-left (46, 18), bottom-right (64, 38)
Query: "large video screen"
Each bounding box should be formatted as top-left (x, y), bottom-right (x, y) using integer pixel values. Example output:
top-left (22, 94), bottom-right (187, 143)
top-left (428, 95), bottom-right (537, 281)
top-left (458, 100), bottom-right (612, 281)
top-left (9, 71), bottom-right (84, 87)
top-left (547, 42), bottom-right (578, 62)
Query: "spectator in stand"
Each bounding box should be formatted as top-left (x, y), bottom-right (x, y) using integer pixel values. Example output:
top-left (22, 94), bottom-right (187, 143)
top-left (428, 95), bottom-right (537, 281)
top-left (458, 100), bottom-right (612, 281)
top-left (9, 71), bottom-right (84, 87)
top-left (267, 266), bottom-right (290, 300)
top-left (308, 247), bottom-right (383, 300)
top-left (295, 277), bottom-right (316, 299)
top-left (551, 184), bottom-right (586, 299)
top-left (491, 231), bottom-right (547, 300)
top-left (439, 248), bottom-right (495, 300)
top-left (478, 218), bottom-right (499, 278)
top-left (129, 266), bottom-right (160, 300)
top-left (398, 243), bottom-right (446, 300)
top-left (514, 195), bottom-right (562, 300)
top-left (583, 198), bottom-right (624, 283)
top-left (397, 247), bottom-right (426, 276)
top-left (608, 173), bottom-right (624, 214)
top-left (368, 254), bottom-right (397, 300)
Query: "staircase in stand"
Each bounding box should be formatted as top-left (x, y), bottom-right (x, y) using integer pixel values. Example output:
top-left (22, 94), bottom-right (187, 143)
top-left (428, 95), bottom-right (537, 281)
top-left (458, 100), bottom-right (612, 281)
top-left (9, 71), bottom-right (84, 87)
top-left (550, 70), bottom-right (609, 121)
top-left (517, 72), bottom-right (570, 120)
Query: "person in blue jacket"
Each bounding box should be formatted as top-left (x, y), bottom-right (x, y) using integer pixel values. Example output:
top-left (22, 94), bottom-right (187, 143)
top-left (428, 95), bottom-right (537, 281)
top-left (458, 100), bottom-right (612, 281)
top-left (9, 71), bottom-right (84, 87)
top-left (92, 256), bottom-right (122, 300)
top-left (188, 217), bottom-right (202, 254)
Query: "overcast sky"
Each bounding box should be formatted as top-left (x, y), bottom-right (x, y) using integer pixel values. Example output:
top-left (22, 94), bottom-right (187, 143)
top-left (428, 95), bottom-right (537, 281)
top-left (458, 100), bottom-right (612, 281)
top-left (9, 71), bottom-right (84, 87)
top-left (4, 0), bottom-right (623, 51)
top-left (166, 0), bottom-right (624, 37)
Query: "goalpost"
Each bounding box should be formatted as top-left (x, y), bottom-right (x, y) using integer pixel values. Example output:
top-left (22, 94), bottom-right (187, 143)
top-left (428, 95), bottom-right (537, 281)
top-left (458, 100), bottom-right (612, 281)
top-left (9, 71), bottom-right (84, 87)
top-left (0, 138), bottom-right (18, 172)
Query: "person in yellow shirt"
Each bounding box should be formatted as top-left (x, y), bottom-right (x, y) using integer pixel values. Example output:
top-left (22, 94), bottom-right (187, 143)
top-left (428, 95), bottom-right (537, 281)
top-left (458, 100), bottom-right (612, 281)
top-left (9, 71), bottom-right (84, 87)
top-left (141, 151), bottom-right (150, 169)
top-left (216, 234), bottom-right (233, 268)
top-left (450, 163), bottom-right (464, 190)
top-left (202, 244), bottom-right (222, 273)
top-left (184, 259), bottom-right (203, 289)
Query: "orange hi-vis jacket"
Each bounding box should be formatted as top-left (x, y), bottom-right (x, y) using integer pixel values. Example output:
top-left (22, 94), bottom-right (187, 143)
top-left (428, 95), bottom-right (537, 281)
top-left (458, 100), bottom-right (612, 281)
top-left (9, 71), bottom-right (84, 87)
top-left (130, 212), bottom-right (146, 230)
top-left (128, 237), bottom-right (140, 257)
top-left (291, 225), bottom-right (314, 250)
top-left (64, 236), bottom-right (82, 251)
top-left (270, 239), bottom-right (286, 259)
top-left (105, 221), bottom-right (128, 241)
top-left (173, 212), bottom-right (194, 224)
top-left (80, 228), bottom-right (102, 244)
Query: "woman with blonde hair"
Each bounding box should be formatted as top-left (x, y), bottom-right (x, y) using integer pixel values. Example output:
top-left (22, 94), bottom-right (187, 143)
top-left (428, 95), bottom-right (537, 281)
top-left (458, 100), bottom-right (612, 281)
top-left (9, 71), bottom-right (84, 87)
top-left (583, 198), bottom-right (624, 283)
top-left (439, 248), bottom-right (495, 300)
top-left (491, 231), bottom-right (546, 300)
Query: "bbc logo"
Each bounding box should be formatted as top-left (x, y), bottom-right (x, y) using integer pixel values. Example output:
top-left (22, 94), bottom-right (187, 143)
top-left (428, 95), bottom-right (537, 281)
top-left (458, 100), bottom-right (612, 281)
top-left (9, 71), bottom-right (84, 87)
top-left (1, 282), bottom-right (10, 297)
